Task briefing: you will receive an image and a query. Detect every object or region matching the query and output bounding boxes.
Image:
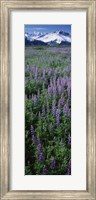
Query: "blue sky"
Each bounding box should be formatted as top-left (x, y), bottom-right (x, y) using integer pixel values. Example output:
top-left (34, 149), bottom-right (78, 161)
top-left (25, 25), bottom-right (71, 34)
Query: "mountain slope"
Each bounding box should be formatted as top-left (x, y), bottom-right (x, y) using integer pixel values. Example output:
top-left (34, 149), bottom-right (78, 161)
top-left (25, 30), bottom-right (71, 46)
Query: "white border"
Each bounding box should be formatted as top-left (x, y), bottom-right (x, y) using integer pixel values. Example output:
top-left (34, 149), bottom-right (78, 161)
top-left (10, 11), bottom-right (86, 190)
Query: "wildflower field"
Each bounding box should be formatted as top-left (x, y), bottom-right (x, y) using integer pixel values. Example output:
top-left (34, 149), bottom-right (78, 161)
top-left (25, 46), bottom-right (71, 175)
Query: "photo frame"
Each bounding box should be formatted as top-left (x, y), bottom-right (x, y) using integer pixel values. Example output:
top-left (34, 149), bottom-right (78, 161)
top-left (0, 0), bottom-right (96, 199)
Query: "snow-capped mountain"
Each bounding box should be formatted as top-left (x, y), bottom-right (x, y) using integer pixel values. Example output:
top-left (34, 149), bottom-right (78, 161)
top-left (25, 32), bottom-right (43, 41)
top-left (25, 30), bottom-right (71, 46)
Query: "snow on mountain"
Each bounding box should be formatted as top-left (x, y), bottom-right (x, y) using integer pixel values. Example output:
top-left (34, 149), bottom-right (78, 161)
top-left (25, 30), bottom-right (71, 45)
top-left (36, 31), bottom-right (71, 44)
top-left (25, 33), bottom-right (28, 38)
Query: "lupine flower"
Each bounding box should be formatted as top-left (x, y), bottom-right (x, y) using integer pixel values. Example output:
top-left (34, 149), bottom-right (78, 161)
top-left (52, 101), bottom-right (56, 117)
top-left (34, 75), bottom-right (37, 82)
top-left (67, 78), bottom-right (71, 98)
top-left (68, 134), bottom-right (71, 145)
top-left (38, 152), bottom-right (44, 161)
top-left (57, 78), bottom-right (60, 86)
top-left (53, 97), bottom-right (56, 105)
top-left (52, 86), bottom-right (56, 96)
top-left (37, 137), bottom-right (44, 161)
top-left (59, 97), bottom-right (64, 106)
top-left (42, 105), bottom-right (45, 117)
top-left (61, 78), bottom-right (65, 88)
top-left (67, 110), bottom-right (71, 117)
top-left (42, 68), bottom-right (45, 79)
top-left (26, 60), bottom-right (71, 174)
top-left (63, 103), bottom-right (69, 115)
top-left (50, 78), bottom-right (53, 87)
top-left (56, 114), bottom-right (60, 128)
top-left (50, 158), bottom-right (56, 169)
top-left (46, 100), bottom-right (49, 112)
top-left (58, 85), bottom-right (62, 95)
top-left (48, 86), bottom-right (52, 95)
top-left (49, 123), bottom-right (53, 132)
top-left (53, 76), bottom-right (56, 84)
top-left (30, 125), bottom-right (35, 144)
top-left (56, 108), bottom-right (60, 116)
top-left (64, 66), bottom-right (71, 74)
top-left (42, 166), bottom-right (48, 175)
top-left (34, 95), bottom-right (37, 106)
top-left (34, 67), bottom-right (38, 82)
top-left (56, 109), bottom-right (60, 128)
top-left (48, 69), bottom-right (51, 76)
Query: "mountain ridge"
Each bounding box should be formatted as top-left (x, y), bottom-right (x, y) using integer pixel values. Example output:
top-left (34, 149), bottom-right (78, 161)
top-left (25, 30), bottom-right (71, 46)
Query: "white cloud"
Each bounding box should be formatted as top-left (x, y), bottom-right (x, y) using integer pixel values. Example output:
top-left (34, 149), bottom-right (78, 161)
top-left (31, 27), bottom-right (47, 30)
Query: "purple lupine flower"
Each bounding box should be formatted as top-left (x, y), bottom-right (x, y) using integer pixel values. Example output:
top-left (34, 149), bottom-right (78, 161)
top-left (67, 78), bottom-right (71, 98)
top-left (67, 160), bottom-right (71, 175)
top-left (42, 68), bottom-right (45, 79)
top-left (59, 97), bottom-right (64, 106)
top-left (61, 78), bottom-right (66, 88)
top-left (61, 79), bottom-right (64, 88)
top-left (52, 85), bottom-right (56, 96)
top-left (49, 123), bottom-right (53, 132)
top-left (30, 125), bottom-right (35, 144)
top-left (68, 134), bottom-right (71, 145)
top-left (42, 166), bottom-right (48, 175)
top-left (37, 137), bottom-right (44, 161)
top-left (46, 100), bottom-right (49, 112)
top-left (52, 101), bottom-right (56, 117)
top-left (64, 66), bottom-right (71, 74)
top-left (53, 97), bottom-right (56, 105)
top-left (48, 86), bottom-right (52, 95)
top-left (55, 68), bottom-right (57, 74)
top-left (63, 103), bottom-right (69, 115)
top-left (48, 69), bottom-right (51, 76)
top-left (38, 152), bottom-right (44, 161)
top-left (50, 78), bottom-right (53, 87)
top-left (67, 110), bottom-right (71, 117)
top-left (56, 108), bottom-right (60, 116)
top-left (34, 75), bottom-right (37, 82)
top-left (57, 78), bottom-right (60, 86)
top-left (42, 105), bottom-right (45, 117)
top-left (53, 77), bottom-right (56, 87)
top-left (56, 109), bottom-right (60, 128)
top-left (50, 158), bottom-right (56, 169)
top-left (67, 87), bottom-right (71, 99)
top-left (32, 66), bottom-right (36, 74)
top-left (34, 67), bottom-right (38, 82)
top-left (56, 114), bottom-right (60, 128)
top-left (57, 85), bottom-right (62, 95)
top-left (34, 95), bottom-right (37, 106)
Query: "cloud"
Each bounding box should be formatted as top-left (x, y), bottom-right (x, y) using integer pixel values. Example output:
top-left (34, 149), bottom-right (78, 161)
top-left (31, 27), bottom-right (47, 30)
